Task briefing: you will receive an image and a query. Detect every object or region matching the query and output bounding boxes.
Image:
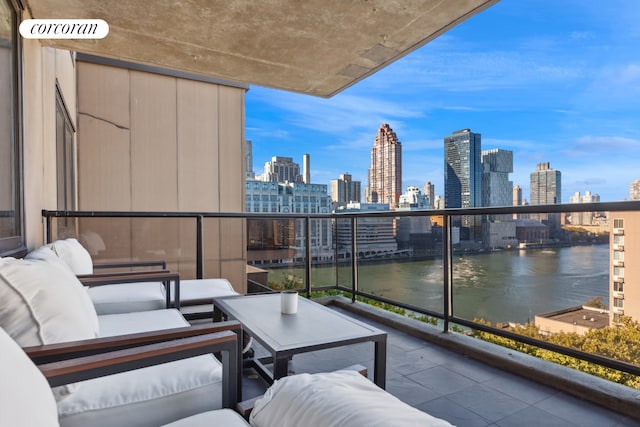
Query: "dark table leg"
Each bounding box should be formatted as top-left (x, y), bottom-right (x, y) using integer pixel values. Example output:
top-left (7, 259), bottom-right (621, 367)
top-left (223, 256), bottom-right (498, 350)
top-left (373, 336), bottom-right (387, 389)
top-left (273, 354), bottom-right (289, 380)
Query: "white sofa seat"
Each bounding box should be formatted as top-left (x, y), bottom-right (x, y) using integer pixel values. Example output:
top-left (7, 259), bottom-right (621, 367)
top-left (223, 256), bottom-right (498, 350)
top-left (0, 326), bottom-right (248, 427)
top-left (0, 256), bottom-right (228, 427)
top-left (28, 239), bottom-right (241, 316)
top-left (88, 281), bottom-right (168, 314)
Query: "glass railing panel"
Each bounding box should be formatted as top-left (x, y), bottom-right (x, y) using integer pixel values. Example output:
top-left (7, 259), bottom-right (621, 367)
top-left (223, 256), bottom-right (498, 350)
top-left (450, 209), bottom-right (640, 384)
top-left (353, 213), bottom-right (445, 315)
top-left (50, 216), bottom-right (197, 276)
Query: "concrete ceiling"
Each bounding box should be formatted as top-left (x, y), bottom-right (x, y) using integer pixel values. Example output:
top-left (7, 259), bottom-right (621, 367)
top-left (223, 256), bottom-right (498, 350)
top-left (24, 0), bottom-right (499, 97)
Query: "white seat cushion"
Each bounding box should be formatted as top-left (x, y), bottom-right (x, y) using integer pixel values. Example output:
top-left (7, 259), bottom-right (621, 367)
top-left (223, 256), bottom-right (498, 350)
top-left (97, 309), bottom-right (189, 337)
top-left (250, 370), bottom-right (454, 427)
top-left (57, 354), bottom-right (223, 427)
top-left (88, 282), bottom-right (167, 315)
top-left (0, 257), bottom-right (99, 346)
top-left (0, 326), bottom-right (60, 427)
top-left (170, 278), bottom-right (238, 303)
top-left (160, 409), bottom-right (250, 427)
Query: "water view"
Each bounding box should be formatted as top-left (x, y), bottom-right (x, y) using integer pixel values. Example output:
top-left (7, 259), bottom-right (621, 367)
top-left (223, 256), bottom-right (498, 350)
top-left (268, 244), bottom-right (610, 324)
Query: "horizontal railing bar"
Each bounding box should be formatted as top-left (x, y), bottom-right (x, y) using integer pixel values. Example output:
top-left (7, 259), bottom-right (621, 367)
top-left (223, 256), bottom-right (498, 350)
top-left (42, 199), bottom-right (640, 220)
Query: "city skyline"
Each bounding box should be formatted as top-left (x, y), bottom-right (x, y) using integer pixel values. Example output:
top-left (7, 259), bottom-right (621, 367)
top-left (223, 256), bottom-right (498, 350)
top-left (246, 0), bottom-right (640, 203)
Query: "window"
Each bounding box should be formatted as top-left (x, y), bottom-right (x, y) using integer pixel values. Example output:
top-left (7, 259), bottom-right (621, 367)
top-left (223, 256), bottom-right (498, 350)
top-left (613, 266), bottom-right (625, 277)
top-left (613, 251), bottom-right (624, 261)
top-left (613, 235), bottom-right (624, 245)
top-left (56, 87), bottom-right (76, 211)
top-left (614, 282), bottom-right (624, 293)
top-left (613, 298), bottom-right (624, 309)
top-left (613, 218), bottom-right (624, 229)
top-left (0, 0), bottom-right (23, 255)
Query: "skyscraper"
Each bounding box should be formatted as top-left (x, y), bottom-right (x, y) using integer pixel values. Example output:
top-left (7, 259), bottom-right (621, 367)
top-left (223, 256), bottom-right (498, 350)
top-left (366, 124), bottom-right (402, 205)
top-left (444, 129), bottom-right (482, 209)
top-left (630, 179), bottom-right (640, 200)
top-left (530, 162), bottom-right (561, 205)
top-left (481, 149), bottom-right (513, 207)
top-left (444, 128), bottom-right (482, 241)
top-left (423, 181), bottom-right (435, 209)
top-left (260, 156), bottom-right (303, 183)
top-left (330, 173), bottom-right (361, 207)
top-left (529, 162), bottom-right (562, 237)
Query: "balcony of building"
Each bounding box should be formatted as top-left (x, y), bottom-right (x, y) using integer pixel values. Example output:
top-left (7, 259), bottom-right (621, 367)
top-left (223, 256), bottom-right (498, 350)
top-left (40, 202), bottom-right (640, 423)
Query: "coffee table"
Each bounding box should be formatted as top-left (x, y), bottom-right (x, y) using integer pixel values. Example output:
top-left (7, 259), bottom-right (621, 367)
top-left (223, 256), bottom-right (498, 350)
top-left (213, 293), bottom-right (387, 392)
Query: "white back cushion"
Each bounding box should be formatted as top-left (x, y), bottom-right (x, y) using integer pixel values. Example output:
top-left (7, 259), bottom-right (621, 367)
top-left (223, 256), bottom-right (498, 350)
top-left (0, 257), bottom-right (99, 346)
top-left (0, 326), bottom-right (60, 426)
top-left (50, 238), bottom-right (94, 275)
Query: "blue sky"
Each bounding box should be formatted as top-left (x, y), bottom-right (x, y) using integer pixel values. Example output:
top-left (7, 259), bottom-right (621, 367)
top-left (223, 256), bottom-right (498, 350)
top-left (246, 0), bottom-right (640, 203)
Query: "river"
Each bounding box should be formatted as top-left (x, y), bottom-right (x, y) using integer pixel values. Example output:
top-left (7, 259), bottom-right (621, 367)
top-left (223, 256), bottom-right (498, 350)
top-left (266, 244), bottom-right (610, 324)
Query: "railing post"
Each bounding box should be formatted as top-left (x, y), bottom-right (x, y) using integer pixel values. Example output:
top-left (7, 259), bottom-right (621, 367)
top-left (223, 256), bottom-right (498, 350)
top-left (350, 216), bottom-right (358, 303)
top-left (305, 216), bottom-right (311, 296)
top-left (443, 213), bottom-right (453, 332)
top-left (196, 215), bottom-right (203, 280)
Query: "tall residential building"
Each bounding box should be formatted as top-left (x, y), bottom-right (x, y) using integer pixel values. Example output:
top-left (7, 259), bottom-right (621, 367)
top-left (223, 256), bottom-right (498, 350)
top-left (630, 179), bottom-right (640, 200)
top-left (610, 212), bottom-right (640, 324)
top-left (366, 124), bottom-right (402, 205)
top-left (529, 162), bottom-right (562, 238)
top-left (444, 129), bottom-right (482, 209)
top-left (569, 191), bottom-right (601, 225)
top-left (423, 181), bottom-right (435, 209)
top-left (481, 149), bottom-right (513, 207)
top-left (513, 185), bottom-right (522, 206)
top-left (260, 156), bottom-right (303, 183)
top-left (330, 173), bottom-right (361, 207)
top-left (444, 129), bottom-right (482, 240)
top-left (481, 149), bottom-right (517, 249)
top-left (530, 162), bottom-right (561, 205)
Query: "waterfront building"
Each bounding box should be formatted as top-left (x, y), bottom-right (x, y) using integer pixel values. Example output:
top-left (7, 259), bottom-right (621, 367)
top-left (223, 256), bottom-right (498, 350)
top-left (330, 173), bottom-right (361, 208)
top-left (423, 182), bottom-right (435, 209)
top-left (610, 211), bottom-right (640, 324)
top-left (335, 202), bottom-right (399, 260)
top-left (396, 187), bottom-right (435, 254)
top-left (480, 149), bottom-right (517, 249)
top-left (529, 162), bottom-right (562, 238)
top-left (535, 306), bottom-right (609, 336)
top-left (630, 179), bottom-right (640, 200)
top-left (365, 124), bottom-right (402, 206)
top-left (569, 191), bottom-right (601, 226)
top-left (444, 128), bottom-right (482, 241)
top-left (245, 179), bottom-right (333, 264)
top-left (259, 156), bottom-right (304, 183)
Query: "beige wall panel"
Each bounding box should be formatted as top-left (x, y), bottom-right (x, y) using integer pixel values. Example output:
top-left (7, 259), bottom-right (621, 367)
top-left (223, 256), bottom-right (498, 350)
top-left (218, 86), bottom-right (244, 212)
top-left (221, 260), bottom-right (248, 294)
top-left (77, 114), bottom-right (131, 210)
top-left (77, 62), bottom-right (130, 128)
top-left (176, 79), bottom-right (219, 211)
top-left (203, 218), bottom-right (222, 277)
top-left (130, 71), bottom-right (178, 211)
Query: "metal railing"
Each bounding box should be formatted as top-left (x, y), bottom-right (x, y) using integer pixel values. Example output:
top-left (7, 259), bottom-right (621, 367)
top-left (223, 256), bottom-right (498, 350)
top-left (42, 199), bottom-right (640, 378)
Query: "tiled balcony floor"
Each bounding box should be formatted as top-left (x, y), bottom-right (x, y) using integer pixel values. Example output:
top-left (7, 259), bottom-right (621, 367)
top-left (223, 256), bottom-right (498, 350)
top-left (240, 304), bottom-right (640, 427)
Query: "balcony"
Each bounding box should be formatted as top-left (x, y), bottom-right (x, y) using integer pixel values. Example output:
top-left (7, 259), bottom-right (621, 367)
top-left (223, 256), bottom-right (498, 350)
top-left (613, 259), bottom-right (625, 267)
top-left (613, 228), bottom-right (625, 235)
top-left (613, 244), bottom-right (625, 251)
top-left (41, 201), bottom-right (640, 422)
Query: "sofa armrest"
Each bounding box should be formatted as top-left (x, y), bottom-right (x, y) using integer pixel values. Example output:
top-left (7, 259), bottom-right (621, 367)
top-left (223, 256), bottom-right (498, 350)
top-left (24, 321), bottom-right (242, 364)
top-left (38, 330), bottom-right (239, 409)
top-left (78, 270), bottom-right (181, 309)
top-left (93, 260), bottom-right (167, 271)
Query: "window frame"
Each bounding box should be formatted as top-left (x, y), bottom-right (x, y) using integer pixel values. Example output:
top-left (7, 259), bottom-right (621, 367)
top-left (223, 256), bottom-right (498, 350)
top-left (0, 0), bottom-right (24, 257)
